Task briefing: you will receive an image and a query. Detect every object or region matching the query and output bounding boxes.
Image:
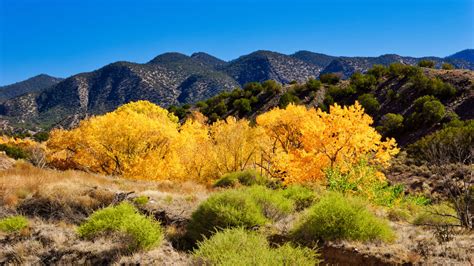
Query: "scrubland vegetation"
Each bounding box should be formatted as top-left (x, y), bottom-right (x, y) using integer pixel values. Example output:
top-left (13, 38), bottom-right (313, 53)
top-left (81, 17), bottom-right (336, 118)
top-left (0, 63), bottom-right (472, 265)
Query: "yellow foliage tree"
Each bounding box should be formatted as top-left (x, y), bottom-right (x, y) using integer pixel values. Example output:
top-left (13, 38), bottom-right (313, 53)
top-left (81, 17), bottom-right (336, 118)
top-left (48, 101), bottom-right (181, 180)
top-left (256, 103), bottom-right (399, 183)
top-left (209, 117), bottom-right (269, 176)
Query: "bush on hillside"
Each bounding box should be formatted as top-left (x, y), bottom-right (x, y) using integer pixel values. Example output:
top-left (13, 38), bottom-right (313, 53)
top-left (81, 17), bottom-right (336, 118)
top-left (193, 228), bottom-right (319, 266)
top-left (357, 93), bottom-right (380, 115)
top-left (377, 113), bottom-right (404, 136)
top-left (280, 185), bottom-right (317, 211)
top-left (319, 73), bottom-right (340, 84)
top-left (367, 64), bottom-right (388, 79)
top-left (408, 120), bottom-right (473, 164)
top-left (0, 215), bottom-right (29, 233)
top-left (418, 60), bottom-right (435, 68)
top-left (407, 95), bottom-right (446, 127)
top-left (77, 202), bottom-right (163, 251)
top-left (186, 189), bottom-right (268, 242)
top-left (213, 169), bottom-right (271, 188)
top-left (442, 63), bottom-right (454, 70)
top-left (245, 186), bottom-right (295, 220)
top-left (350, 72), bottom-right (377, 93)
top-left (292, 192), bottom-right (394, 243)
top-left (279, 91), bottom-right (300, 108)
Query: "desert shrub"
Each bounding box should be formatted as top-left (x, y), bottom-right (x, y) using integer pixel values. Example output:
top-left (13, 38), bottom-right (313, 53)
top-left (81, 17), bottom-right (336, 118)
top-left (77, 202), bottom-right (163, 250)
top-left (408, 120), bottom-right (473, 164)
top-left (292, 192), bottom-right (394, 243)
top-left (305, 78), bottom-right (322, 92)
top-left (389, 63), bottom-right (421, 78)
top-left (319, 73), bottom-right (340, 84)
top-left (279, 91), bottom-right (300, 108)
top-left (357, 93), bottom-right (380, 114)
top-left (133, 196), bottom-right (149, 206)
top-left (280, 185), bottom-right (317, 210)
top-left (350, 72), bottom-right (377, 93)
top-left (33, 132), bottom-right (49, 142)
top-left (233, 98), bottom-right (252, 115)
top-left (418, 60), bottom-right (435, 68)
top-left (408, 95), bottom-right (446, 127)
top-left (193, 228), bottom-right (319, 266)
top-left (0, 215), bottom-right (29, 233)
top-left (213, 169), bottom-right (270, 188)
top-left (245, 186), bottom-right (295, 220)
top-left (0, 144), bottom-right (28, 160)
top-left (262, 80), bottom-right (282, 95)
top-left (442, 63), bottom-right (454, 70)
top-left (325, 161), bottom-right (403, 206)
top-left (377, 113), bottom-right (404, 136)
top-left (367, 64), bottom-right (388, 79)
top-left (411, 74), bottom-right (456, 99)
top-left (326, 85), bottom-right (356, 102)
top-left (413, 203), bottom-right (460, 226)
top-left (186, 189), bottom-right (268, 242)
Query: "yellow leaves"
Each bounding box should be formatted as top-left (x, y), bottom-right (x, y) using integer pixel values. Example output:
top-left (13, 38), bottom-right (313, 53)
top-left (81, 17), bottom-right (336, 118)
top-left (47, 100), bottom-right (399, 185)
top-left (255, 102), bottom-right (399, 184)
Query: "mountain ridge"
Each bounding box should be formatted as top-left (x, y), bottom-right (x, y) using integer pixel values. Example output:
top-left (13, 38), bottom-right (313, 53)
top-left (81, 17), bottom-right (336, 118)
top-left (1, 49), bottom-right (473, 131)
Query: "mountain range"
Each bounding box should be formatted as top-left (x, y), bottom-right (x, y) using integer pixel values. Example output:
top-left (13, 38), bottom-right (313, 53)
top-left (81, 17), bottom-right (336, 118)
top-left (1, 49), bottom-right (473, 130)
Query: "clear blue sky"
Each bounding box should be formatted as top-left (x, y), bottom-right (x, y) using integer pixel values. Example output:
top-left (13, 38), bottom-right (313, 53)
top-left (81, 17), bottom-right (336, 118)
top-left (0, 0), bottom-right (473, 85)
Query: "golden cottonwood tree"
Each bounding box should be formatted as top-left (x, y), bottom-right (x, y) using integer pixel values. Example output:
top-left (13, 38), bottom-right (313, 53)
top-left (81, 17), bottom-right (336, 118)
top-left (48, 101), bottom-right (181, 180)
top-left (209, 117), bottom-right (269, 176)
top-left (256, 103), bottom-right (398, 183)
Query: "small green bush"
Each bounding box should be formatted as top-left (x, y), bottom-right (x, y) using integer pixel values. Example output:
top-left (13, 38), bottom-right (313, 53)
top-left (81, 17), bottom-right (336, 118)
top-left (413, 203), bottom-right (460, 226)
top-left (442, 63), bottom-right (454, 70)
top-left (378, 113), bottom-right (404, 136)
top-left (133, 196), bottom-right (149, 206)
top-left (293, 192), bottom-right (394, 243)
top-left (279, 91), bottom-right (300, 108)
top-left (281, 185), bottom-right (317, 211)
top-left (186, 189), bottom-right (267, 242)
top-left (418, 60), bottom-right (435, 68)
top-left (357, 93), bottom-right (380, 114)
top-left (246, 186), bottom-right (295, 220)
top-left (193, 228), bottom-right (319, 266)
top-left (213, 170), bottom-right (271, 188)
top-left (0, 215), bottom-right (29, 233)
top-left (0, 144), bottom-right (29, 160)
top-left (319, 73), bottom-right (340, 85)
top-left (77, 202), bottom-right (163, 250)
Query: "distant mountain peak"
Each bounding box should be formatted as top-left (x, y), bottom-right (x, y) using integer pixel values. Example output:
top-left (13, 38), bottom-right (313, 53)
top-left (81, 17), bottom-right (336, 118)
top-left (148, 52), bottom-right (190, 64)
top-left (190, 52), bottom-right (227, 68)
top-left (0, 74), bottom-right (63, 101)
top-left (447, 49), bottom-right (474, 64)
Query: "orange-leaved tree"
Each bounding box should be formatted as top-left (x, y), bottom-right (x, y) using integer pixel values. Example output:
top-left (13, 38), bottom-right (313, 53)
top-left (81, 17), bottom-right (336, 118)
top-left (256, 103), bottom-right (399, 183)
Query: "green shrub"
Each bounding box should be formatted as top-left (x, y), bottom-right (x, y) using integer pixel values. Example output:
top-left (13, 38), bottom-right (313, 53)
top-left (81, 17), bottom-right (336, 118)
top-left (193, 228), bottom-right (319, 266)
top-left (305, 78), bottom-right (322, 92)
top-left (279, 91), bottom-right (300, 108)
top-left (357, 93), bottom-right (380, 114)
top-left (408, 120), bottom-right (473, 164)
top-left (327, 85), bottom-right (356, 102)
top-left (77, 202), bottom-right (163, 250)
top-left (0, 215), bottom-right (29, 233)
top-left (233, 98), bottom-right (252, 115)
top-left (245, 186), bottom-right (295, 220)
top-left (33, 132), bottom-right (49, 142)
top-left (281, 185), bottom-right (317, 211)
top-left (413, 203), bottom-right (459, 226)
top-left (186, 190), bottom-right (268, 242)
top-left (350, 73), bottom-right (377, 93)
top-left (367, 64), bottom-right (388, 79)
top-left (319, 73), bottom-right (340, 85)
top-left (133, 196), bottom-right (149, 206)
top-left (442, 63), bottom-right (454, 70)
top-left (0, 144), bottom-right (29, 160)
top-left (292, 192), bottom-right (395, 243)
top-left (213, 169), bottom-right (270, 188)
top-left (378, 113), bottom-right (404, 136)
top-left (418, 60), bottom-right (435, 68)
top-left (408, 95), bottom-right (446, 127)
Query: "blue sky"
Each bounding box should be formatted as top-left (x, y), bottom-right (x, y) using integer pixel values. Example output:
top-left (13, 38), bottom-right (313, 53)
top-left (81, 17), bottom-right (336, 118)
top-left (0, 0), bottom-right (472, 85)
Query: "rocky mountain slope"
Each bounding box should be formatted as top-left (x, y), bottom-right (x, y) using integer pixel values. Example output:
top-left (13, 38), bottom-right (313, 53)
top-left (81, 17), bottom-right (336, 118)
top-left (447, 49), bottom-right (474, 63)
top-left (1, 49), bottom-right (473, 131)
top-left (0, 74), bottom-right (63, 101)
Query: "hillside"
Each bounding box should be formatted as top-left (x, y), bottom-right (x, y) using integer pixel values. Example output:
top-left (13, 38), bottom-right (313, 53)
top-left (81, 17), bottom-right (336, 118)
top-left (1, 49), bottom-right (473, 131)
top-left (447, 49), bottom-right (474, 64)
top-left (0, 74), bottom-right (63, 101)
